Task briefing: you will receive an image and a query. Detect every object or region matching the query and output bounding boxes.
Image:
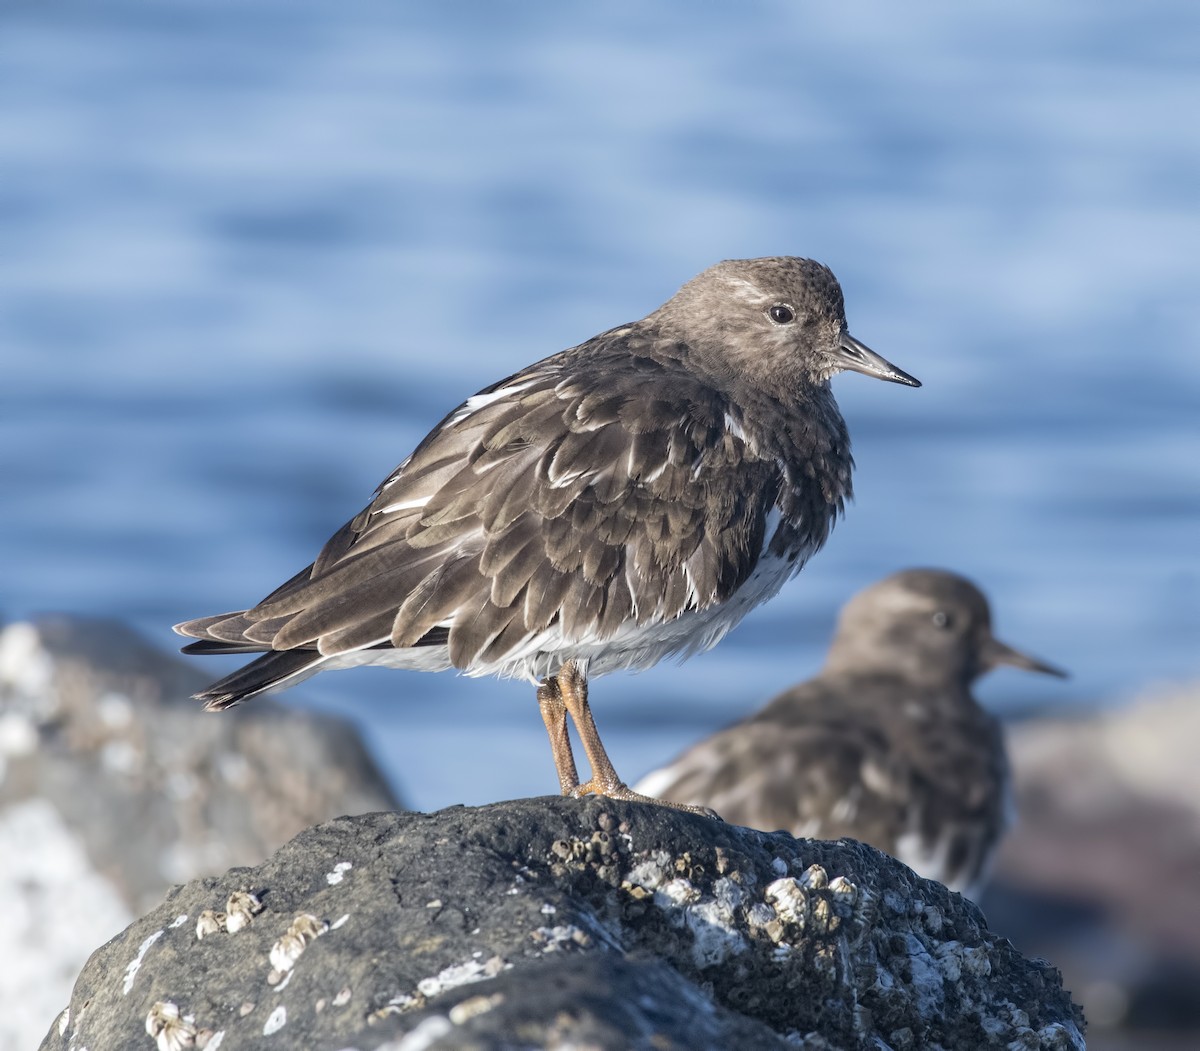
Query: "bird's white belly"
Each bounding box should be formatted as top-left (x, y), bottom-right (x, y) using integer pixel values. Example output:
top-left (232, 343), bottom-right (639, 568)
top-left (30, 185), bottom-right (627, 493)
top-left (336, 540), bottom-right (809, 684)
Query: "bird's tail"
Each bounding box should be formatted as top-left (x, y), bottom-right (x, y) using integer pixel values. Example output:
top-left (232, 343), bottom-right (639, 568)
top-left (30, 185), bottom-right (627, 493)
top-left (174, 609), bottom-right (325, 709)
top-left (186, 648), bottom-right (328, 711)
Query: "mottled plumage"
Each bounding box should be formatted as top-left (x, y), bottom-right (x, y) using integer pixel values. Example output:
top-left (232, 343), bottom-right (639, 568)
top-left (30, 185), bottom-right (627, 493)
top-left (636, 570), bottom-right (1066, 891)
top-left (176, 257), bottom-right (919, 806)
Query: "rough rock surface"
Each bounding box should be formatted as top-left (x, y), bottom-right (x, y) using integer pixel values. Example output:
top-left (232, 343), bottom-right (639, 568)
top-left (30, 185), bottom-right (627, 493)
top-left (0, 615), bottom-right (399, 1051)
top-left (46, 797), bottom-right (1085, 1050)
top-left (985, 685), bottom-right (1200, 1050)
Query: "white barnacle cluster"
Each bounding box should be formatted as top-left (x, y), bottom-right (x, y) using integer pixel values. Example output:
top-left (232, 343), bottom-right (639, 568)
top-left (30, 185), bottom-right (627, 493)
top-left (621, 848), bottom-right (674, 894)
top-left (619, 848), bottom-right (751, 969)
top-left (268, 912), bottom-right (328, 977)
top-left (828, 874), bottom-right (859, 906)
top-left (764, 876), bottom-right (809, 927)
top-left (145, 1001), bottom-right (222, 1051)
top-left (195, 891), bottom-right (263, 939)
top-left (679, 876), bottom-right (752, 969)
top-left (798, 862), bottom-right (829, 890)
top-left (756, 863), bottom-right (863, 955)
top-left (195, 910), bottom-right (225, 939)
top-left (225, 891), bottom-right (263, 932)
top-left (654, 877), bottom-right (702, 908)
top-left (146, 1001), bottom-right (196, 1051)
top-left (866, 890), bottom-right (1088, 1049)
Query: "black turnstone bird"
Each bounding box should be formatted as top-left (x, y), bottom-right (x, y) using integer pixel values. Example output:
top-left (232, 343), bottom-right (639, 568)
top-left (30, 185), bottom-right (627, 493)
top-left (635, 569), bottom-right (1066, 890)
top-left (175, 257), bottom-right (919, 810)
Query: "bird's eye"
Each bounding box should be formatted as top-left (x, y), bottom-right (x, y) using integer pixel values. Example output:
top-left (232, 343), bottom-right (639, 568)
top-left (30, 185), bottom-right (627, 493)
top-left (931, 611), bottom-right (952, 630)
top-left (768, 304), bottom-right (795, 324)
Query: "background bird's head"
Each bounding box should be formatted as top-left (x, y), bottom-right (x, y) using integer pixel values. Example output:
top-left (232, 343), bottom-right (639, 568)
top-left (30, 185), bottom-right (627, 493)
top-left (825, 568), bottom-right (1067, 688)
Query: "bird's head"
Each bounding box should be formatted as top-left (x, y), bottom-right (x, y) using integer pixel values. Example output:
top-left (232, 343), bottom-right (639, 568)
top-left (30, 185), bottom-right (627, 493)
top-left (655, 257), bottom-right (921, 392)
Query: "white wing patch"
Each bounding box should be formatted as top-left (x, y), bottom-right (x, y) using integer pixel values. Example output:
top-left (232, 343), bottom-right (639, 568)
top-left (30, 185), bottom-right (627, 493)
top-left (375, 495), bottom-right (431, 515)
top-left (446, 381), bottom-right (536, 426)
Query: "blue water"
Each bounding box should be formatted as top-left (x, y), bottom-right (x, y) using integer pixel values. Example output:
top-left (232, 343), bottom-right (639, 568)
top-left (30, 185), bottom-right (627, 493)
top-left (2, 1), bottom-right (1197, 809)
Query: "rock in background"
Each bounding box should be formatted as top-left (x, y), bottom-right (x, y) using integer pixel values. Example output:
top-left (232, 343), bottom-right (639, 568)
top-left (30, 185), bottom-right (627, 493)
top-left (43, 796), bottom-right (1084, 1051)
top-left (0, 615), bottom-right (399, 1051)
top-left (984, 686), bottom-right (1200, 1051)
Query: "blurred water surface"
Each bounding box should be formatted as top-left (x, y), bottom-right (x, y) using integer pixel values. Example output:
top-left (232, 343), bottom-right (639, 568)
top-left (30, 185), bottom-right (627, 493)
top-left (1, 1), bottom-right (1197, 808)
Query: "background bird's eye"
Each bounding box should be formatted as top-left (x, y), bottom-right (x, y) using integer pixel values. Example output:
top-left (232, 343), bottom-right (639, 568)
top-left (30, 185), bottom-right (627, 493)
top-left (931, 611), bottom-right (952, 629)
top-left (768, 304), bottom-right (795, 324)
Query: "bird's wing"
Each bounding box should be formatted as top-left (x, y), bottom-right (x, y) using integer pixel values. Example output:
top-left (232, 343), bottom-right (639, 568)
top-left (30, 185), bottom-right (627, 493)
top-left (176, 332), bottom-right (781, 670)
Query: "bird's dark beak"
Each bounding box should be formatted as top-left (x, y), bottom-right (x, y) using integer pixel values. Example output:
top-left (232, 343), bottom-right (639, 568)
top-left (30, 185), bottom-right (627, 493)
top-left (982, 636), bottom-right (1068, 678)
top-left (837, 333), bottom-right (921, 387)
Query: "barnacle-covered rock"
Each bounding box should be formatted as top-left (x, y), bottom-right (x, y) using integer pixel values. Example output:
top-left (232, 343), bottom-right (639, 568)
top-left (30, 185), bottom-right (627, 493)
top-left (41, 797), bottom-right (1084, 1050)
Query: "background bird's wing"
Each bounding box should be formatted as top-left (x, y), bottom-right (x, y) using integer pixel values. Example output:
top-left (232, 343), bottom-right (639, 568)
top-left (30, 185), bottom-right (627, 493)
top-left (640, 677), bottom-right (1009, 891)
top-left (638, 682), bottom-right (905, 840)
top-left (176, 332), bottom-right (780, 670)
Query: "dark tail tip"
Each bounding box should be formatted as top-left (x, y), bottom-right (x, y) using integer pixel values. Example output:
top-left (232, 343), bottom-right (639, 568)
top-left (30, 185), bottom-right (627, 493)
top-left (192, 650), bottom-right (323, 712)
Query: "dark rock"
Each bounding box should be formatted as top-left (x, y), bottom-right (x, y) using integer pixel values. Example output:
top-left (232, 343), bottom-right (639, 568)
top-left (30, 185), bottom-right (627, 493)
top-left (0, 615), bottom-right (399, 1049)
top-left (45, 796), bottom-right (1084, 1050)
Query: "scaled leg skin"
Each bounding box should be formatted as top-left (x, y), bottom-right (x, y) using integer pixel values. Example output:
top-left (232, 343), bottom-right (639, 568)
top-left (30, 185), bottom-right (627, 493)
top-left (555, 659), bottom-right (721, 819)
top-left (537, 675), bottom-right (580, 795)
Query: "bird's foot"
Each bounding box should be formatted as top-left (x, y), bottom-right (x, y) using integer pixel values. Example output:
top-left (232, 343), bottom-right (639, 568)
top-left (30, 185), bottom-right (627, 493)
top-left (570, 778), bottom-right (722, 820)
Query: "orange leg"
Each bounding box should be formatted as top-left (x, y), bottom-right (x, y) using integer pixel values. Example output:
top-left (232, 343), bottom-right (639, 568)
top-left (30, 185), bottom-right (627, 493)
top-left (553, 659), bottom-right (720, 819)
top-left (537, 675), bottom-right (580, 795)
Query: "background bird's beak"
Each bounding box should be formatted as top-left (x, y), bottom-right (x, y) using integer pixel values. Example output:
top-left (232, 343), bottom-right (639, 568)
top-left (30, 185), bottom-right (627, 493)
top-left (982, 636), bottom-right (1069, 678)
top-left (837, 333), bottom-right (921, 387)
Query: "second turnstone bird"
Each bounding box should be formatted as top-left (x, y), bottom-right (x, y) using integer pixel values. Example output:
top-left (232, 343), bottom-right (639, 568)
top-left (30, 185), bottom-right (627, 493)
top-left (636, 569), bottom-right (1066, 889)
top-left (174, 257), bottom-right (919, 809)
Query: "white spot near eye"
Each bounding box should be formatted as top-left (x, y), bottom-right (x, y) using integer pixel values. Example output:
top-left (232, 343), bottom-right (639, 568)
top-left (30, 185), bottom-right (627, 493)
top-left (725, 277), bottom-right (763, 302)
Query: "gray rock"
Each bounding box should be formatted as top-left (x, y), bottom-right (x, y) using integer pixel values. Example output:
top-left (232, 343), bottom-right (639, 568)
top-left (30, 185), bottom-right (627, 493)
top-left (45, 796), bottom-right (1085, 1050)
top-left (986, 685), bottom-right (1200, 1049)
top-left (0, 615), bottom-right (399, 1051)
